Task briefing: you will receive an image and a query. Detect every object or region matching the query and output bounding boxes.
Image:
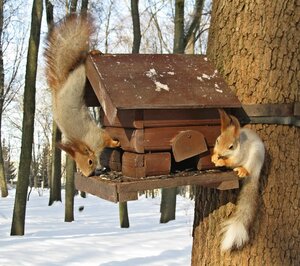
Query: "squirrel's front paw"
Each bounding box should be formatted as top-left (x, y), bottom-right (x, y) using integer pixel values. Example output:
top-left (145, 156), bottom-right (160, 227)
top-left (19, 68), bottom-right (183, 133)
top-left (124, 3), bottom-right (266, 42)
top-left (110, 139), bottom-right (121, 148)
top-left (233, 167), bottom-right (249, 178)
top-left (211, 154), bottom-right (225, 167)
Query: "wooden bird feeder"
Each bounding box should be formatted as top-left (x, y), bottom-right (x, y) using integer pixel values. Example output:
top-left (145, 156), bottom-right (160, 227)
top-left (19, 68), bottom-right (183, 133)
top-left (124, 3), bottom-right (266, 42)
top-left (75, 53), bottom-right (242, 202)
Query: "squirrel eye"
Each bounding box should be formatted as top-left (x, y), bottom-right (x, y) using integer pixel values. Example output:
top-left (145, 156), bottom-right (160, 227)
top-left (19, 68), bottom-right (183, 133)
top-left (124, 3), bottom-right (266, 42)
top-left (229, 144), bottom-right (234, 150)
top-left (88, 159), bottom-right (93, 166)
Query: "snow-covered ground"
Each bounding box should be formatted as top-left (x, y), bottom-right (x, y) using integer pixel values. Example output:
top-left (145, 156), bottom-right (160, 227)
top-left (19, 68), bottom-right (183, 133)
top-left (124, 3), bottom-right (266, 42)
top-left (0, 189), bottom-right (194, 266)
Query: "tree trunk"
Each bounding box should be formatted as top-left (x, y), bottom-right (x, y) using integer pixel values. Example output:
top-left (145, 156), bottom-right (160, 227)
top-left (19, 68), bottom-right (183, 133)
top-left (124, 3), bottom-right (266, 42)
top-left (160, 187), bottom-right (177, 223)
top-left (45, 0), bottom-right (62, 206)
top-left (159, 0), bottom-right (186, 224)
top-left (117, 0), bottom-right (143, 227)
top-left (11, 0), bottom-right (43, 236)
top-left (119, 201), bottom-right (130, 228)
top-left (81, 0), bottom-right (88, 14)
top-left (45, 0), bottom-right (53, 29)
top-left (0, 0), bottom-right (8, 197)
top-left (65, 155), bottom-right (75, 222)
top-left (49, 123), bottom-right (62, 205)
top-left (173, 0), bottom-right (185, 53)
top-left (131, 0), bottom-right (141, 54)
top-left (191, 0), bottom-right (299, 265)
top-left (70, 0), bottom-right (78, 13)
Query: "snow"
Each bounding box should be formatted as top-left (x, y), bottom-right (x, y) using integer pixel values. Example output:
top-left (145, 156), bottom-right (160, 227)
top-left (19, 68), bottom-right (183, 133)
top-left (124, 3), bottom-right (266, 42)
top-left (145, 68), bottom-right (170, 92)
top-left (145, 68), bottom-right (158, 78)
top-left (154, 81), bottom-right (170, 92)
top-left (201, 73), bottom-right (211, 80)
top-left (0, 189), bottom-right (194, 266)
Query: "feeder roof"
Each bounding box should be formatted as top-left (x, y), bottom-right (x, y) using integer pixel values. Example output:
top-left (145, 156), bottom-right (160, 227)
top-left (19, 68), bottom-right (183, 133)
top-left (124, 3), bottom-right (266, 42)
top-left (85, 54), bottom-right (241, 123)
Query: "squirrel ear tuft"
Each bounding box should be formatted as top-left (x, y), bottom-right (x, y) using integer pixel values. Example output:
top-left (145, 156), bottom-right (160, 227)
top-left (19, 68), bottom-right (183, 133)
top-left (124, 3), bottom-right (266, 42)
top-left (229, 115), bottom-right (241, 137)
top-left (218, 109), bottom-right (232, 132)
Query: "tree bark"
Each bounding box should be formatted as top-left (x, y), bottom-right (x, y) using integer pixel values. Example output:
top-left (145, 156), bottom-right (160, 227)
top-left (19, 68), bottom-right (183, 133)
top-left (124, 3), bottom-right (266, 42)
top-left (49, 123), bottom-right (62, 205)
top-left (45, 0), bottom-right (62, 206)
top-left (0, 0), bottom-right (8, 197)
top-left (131, 0), bottom-right (141, 54)
top-left (81, 0), bottom-right (88, 14)
top-left (45, 0), bottom-right (53, 29)
top-left (173, 0), bottom-right (185, 53)
top-left (119, 201), bottom-right (130, 228)
top-left (65, 155), bottom-right (75, 222)
top-left (70, 0), bottom-right (78, 13)
top-left (191, 0), bottom-right (299, 265)
top-left (11, 0), bottom-right (43, 236)
top-left (160, 187), bottom-right (177, 223)
top-left (183, 0), bottom-right (204, 49)
top-left (159, 0), bottom-right (186, 224)
top-left (117, 0), bottom-right (143, 227)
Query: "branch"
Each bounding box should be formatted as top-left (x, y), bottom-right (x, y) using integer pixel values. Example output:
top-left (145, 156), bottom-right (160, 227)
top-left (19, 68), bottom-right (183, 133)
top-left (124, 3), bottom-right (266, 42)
top-left (184, 0), bottom-right (205, 48)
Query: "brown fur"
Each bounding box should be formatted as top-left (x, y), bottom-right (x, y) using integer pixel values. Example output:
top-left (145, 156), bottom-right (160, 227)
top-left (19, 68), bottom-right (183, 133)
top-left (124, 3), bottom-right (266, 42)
top-left (44, 14), bottom-right (120, 177)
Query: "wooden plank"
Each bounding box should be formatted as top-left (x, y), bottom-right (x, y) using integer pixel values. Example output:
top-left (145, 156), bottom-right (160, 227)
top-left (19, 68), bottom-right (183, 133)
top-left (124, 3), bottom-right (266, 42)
top-left (84, 80), bottom-right (101, 106)
top-left (100, 148), bottom-right (122, 171)
top-left (294, 102), bottom-right (300, 116)
top-left (75, 173), bottom-right (118, 202)
top-left (86, 54), bottom-right (241, 124)
top-left (197, 148), bottom-right (215, 170)
top-left (216, 180), bottom-right (239, 190)
top-left (143, 108), bottom-right (220, 128)
top-left (117, 171), bottom-right (238, 194)
top-left (172, 130), bottom-right (207, 162)
top-left (145, 153), bottom-right (171, 176)
top-left (101, 109), bottom-right (144, 129)
top-left (144, 125), bottom-right (220, 151)
top-left (76, 170), bottom-right (239, 203)
top-left (122, 152), bottom-right (145, 178)
top-left (242, 103), bottom-right (294, 117)
top-left (118, 192), bottom-right (138, 202)
top-left (101, 108), bottom-right (220, 129)
top-left (122, 152), bottom-right (171, 178)
top-left (86, 56), bottom-right (117, 124)
top-left (105, 125), bottom-right (219, 153)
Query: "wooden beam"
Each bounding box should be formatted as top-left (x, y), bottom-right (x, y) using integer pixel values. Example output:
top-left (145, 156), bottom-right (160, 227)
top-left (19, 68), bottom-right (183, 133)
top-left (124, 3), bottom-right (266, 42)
top-left (75, 170), bottom-right (239, 203)
top-left (241, 103), bottom-right (300, 127)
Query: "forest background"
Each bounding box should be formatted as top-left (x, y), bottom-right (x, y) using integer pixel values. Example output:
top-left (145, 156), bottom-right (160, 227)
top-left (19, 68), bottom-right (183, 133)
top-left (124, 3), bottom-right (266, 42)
top-left (0, 0), bottom-right (210, 188)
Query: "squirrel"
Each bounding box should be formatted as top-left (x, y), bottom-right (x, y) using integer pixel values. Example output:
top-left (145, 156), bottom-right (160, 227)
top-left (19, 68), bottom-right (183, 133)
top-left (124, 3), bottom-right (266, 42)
top-left (44, 14), bottom-right (120, 177)
top-left (211, 109), bottom-right (265, 252)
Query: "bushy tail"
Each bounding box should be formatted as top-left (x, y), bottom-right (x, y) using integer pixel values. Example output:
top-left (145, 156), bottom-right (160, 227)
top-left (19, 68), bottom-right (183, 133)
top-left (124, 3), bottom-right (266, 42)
top-left (44, 14), bottom-right (94, 91)
top-left (220, 173), bottom-right (260, 252)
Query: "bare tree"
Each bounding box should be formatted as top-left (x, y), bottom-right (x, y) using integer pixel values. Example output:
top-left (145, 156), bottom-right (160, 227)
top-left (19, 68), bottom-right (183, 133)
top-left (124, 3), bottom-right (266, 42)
top-left (45, 0), bottom-right (63, 206)
top-left (11, 0), bottom-right (43, 236)
top-left (131, 0), bottom-right (141, 53)
top-left (81, 0), bottom-right (88, 14)
top-left (0, 0), bottom-right (7, 197)
top-left (160, 0), bottom-right (205, 224)
top-left (0, 0), bottom-right (27, 197)
top-left (70, 0), bottom-right (78, 12)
